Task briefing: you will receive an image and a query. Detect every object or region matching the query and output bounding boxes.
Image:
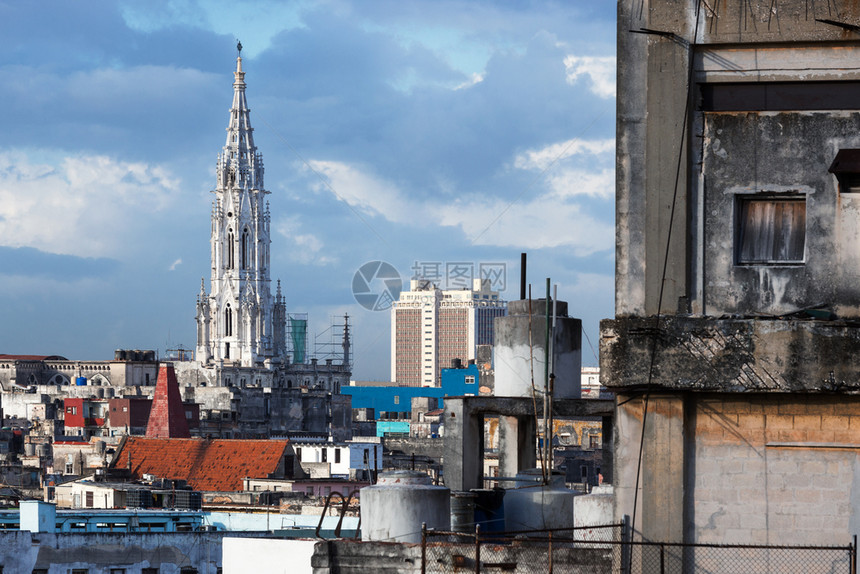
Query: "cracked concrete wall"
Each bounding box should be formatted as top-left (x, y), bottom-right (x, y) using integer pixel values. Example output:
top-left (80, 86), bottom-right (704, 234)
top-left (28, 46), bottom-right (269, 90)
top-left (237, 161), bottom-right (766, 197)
top-left (601, 316), bottom-right (860, 393)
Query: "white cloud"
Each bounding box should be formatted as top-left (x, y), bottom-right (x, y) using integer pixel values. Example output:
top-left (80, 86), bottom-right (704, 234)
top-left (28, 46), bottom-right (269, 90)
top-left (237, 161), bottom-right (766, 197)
top-left (544, 168), bottom-right (614, 200)
top-left (169, 258), bottom-right (183, 271)
top-left (513, 139), bottom-right (615, 199)
top-left (454, 72), bottom-right (485, 90)
top-left (305, 158), bottom-right (614, 254)
top-left (306, 160), bottom-right (414, 222)
top-left (275, 215), bottom-right (336, 265)
top-left (563, 55), bottom-right (616, 99)
top-left (514, 138), bottom-right (614, 171)
top-left (0, 150), bottom-right (178, 258)
top-left (433, 196), bottom-right (614, 254)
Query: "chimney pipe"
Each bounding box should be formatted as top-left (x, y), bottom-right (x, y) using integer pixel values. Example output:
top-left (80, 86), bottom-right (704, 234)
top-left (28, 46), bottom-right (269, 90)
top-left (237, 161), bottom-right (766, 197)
top-left (520, 253), bottom-right (527, 301)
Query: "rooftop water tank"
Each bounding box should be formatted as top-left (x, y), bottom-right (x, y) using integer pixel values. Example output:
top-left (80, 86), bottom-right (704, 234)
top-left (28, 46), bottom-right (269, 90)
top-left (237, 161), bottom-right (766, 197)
top-left (503, 469), bottom-right (578, 533)
top-left (361, 470), bottom-right (450, 543)
top-left (494, 299), bottom-right (582, 399)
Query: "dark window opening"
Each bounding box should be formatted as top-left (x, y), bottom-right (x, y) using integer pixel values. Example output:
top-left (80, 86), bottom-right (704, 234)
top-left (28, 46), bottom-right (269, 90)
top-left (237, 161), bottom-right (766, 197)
top-left (737, 197), bottom-right (806, 264)
top-left (241, 228), bottom-right (250, 270)
top-left (227, 230), bottom-right (235, 269)
top-left (701, 81), bottom-right (860, 112)
top-left (829, 149), bottom-right (860, 192)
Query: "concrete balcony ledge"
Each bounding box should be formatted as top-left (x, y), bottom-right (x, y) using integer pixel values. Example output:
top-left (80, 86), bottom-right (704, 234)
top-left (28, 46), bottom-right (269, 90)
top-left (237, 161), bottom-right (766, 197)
top-left (600, 316), bottom-right (860, 393)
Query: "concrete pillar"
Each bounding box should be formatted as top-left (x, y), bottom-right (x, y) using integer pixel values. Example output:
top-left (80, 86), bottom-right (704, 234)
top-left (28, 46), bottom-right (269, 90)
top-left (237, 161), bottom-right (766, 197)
top-left (641, 394), bottom-right (685, 543)
top-left (614, 393), bottom-right (686, 546)
top-left (443, 398), bottom-right (484, 491)
top-left (497, 415), bottom-right (536, 488)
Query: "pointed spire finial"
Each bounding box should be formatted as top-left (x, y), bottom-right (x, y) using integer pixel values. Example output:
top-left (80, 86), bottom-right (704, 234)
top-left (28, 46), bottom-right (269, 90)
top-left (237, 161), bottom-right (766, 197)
top-left (234, 40), bottom-right (245, 79)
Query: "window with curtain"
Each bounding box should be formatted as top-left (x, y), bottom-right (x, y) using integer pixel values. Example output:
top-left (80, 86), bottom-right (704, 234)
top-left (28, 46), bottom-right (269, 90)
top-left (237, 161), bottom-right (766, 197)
top-left (737, 197), bottom-right (806, 264)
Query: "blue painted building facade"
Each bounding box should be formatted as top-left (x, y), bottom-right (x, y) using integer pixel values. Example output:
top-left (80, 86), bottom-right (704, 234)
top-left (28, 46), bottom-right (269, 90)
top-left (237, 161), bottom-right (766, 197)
top-left (343, 364), bottom-right (481, 419)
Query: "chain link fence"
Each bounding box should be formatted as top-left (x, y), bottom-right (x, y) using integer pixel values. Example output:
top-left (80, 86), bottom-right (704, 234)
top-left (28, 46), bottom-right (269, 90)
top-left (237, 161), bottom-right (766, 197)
top-left (421, 524), bottom-right (857, 574)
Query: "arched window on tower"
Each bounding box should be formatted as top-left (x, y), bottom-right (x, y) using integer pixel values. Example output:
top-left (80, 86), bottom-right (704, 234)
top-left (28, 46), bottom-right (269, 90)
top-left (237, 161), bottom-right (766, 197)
top-left (225, 305), bottom-right (233, 337)
top-left (241, 228), bottom-right (251, 270)
top-left (227, 229), bottom-right (235, 269)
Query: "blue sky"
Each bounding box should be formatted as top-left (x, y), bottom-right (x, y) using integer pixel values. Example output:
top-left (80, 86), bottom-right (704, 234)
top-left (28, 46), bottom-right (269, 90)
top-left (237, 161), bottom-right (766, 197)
top-left (0, 0), bottom-right (616, 381)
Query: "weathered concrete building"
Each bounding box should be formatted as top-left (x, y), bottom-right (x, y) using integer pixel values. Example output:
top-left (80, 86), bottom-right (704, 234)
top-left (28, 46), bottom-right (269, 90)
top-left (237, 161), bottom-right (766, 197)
top-left (0, 501), bottom-right (264, 573)
top-left (604, 0), bottom-right (860, 548)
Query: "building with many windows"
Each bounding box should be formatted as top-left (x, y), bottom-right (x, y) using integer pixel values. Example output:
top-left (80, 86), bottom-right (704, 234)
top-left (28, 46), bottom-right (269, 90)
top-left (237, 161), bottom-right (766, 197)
top-left (391, 279), bottom-right (505, 387)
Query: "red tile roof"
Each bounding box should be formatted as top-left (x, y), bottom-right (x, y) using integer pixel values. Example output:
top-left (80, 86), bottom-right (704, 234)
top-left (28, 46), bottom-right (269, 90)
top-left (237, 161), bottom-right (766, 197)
top-left (112, 437), bottom-right (291, 492)
top-left (145, 364), bottom-right (190, 438)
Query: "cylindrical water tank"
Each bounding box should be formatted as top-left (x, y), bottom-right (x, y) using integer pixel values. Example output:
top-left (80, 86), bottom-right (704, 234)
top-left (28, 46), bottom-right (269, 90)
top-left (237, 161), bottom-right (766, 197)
top-left (503, 469), bottom-right (578, 533)
top-left (24, 443), bottom-right (35, 456)
top-left (494, 299), bottom-right (582, 399)
top-left (361, 471), bottom-right (450, 543)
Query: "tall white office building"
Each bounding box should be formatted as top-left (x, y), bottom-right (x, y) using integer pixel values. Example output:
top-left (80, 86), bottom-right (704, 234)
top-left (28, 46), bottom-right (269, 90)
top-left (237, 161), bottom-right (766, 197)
top-left (391, 278), bottom-right (506, 387)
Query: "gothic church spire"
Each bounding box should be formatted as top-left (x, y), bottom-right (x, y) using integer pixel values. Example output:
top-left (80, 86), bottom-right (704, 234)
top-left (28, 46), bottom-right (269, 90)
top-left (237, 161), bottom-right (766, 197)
top-left (196, 52), bottom-right (285, 370)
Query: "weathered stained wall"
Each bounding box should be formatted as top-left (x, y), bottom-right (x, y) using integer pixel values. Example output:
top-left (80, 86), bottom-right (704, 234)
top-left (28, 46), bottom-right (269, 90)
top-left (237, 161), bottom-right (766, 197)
top-left (612, 0), bottom-right (860, 552)
top-left (616, 0), bottom-right (860, 318)
top-left (601, 316), bottom-right (860, 393)
top-left (310, 539), bottom-right (614, 574)
top-left (702, 112), bottom-right (860, 316)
